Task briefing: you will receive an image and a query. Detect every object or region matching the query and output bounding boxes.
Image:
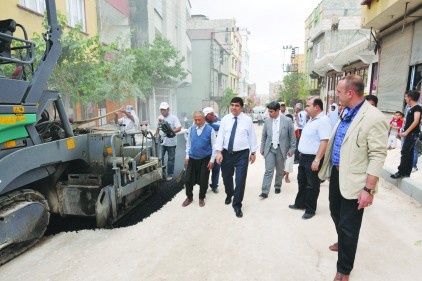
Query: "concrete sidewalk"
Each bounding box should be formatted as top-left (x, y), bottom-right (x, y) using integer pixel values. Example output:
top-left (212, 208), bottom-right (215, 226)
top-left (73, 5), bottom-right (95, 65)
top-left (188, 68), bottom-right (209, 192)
top-left (381, 143), bottom-right (422, 203)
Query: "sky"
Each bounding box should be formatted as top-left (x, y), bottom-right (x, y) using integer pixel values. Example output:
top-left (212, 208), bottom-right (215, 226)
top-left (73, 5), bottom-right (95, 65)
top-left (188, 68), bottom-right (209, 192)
top-left (190, 0), bottom-right (322, 96)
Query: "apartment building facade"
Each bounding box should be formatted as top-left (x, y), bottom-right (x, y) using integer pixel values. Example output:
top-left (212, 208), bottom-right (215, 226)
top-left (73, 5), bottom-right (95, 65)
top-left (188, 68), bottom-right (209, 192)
top-left (361, 0), bottom-right (422, 112)
top-left (305, 0), bottom-right (375, 106)
top-left (129, 0), bottom-right (192, 127)
top-left (178, 16), bottom-right (242, 117)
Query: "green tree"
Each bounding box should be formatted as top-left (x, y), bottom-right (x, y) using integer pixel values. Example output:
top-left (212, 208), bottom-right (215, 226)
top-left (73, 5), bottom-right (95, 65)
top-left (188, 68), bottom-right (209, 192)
top-left (131, 36), bottom-right (187, 98)
top-left (97, 46), bottom-right (141, 102)
top-left (33, 15), bottom-right (186, 106)
top-left (220, 88), bottom-right (237, 116)
top-left (33, 13), bottom-right (108, 106)
top-left (279, 72), bottom-right (309, 107)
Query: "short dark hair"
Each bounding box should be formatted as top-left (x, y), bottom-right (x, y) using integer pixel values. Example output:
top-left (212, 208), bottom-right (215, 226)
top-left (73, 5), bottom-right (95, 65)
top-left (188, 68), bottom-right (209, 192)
top-left (310, 97), bottom-right (323, 111)
top-left (365, 95), bottom-right (378, 106)
top-left (267, 101), bottom-right (280, 110)
top-left (285, 113), bottom-right (294, 121)
top-left (394, 111), bottom-right (404, 117)
top-left (230, 97), bottom-right (244, 107)
top-left (407, 90), bottom-right (420, 102)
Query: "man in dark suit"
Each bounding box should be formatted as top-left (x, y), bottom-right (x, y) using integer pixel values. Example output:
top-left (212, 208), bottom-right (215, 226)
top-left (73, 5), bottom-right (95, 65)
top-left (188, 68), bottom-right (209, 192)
top-left (259, 101), bottom-right (296, 197)
top-left (215, 97), bottom-right (257, 218)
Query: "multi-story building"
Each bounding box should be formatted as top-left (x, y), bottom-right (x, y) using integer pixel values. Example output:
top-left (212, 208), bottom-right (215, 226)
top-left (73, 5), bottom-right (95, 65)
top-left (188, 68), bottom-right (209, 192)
top-left (178, 16), bottom-right (242, 117)
top-left (269, 81), bottom-right (283, 101)
top-left (239, 30), bottom-right (250, 98)
top-left (130, 0), bottom-right (192, 126)
top-left (361, 0), bottom-right (422, 112)
top-left (305, 0), bottom-right (375, 105)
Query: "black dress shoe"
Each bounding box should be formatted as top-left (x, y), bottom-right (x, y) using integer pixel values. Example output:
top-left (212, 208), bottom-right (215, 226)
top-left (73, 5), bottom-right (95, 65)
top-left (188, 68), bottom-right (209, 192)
top-left (225, 196), bottom-right (232, 205)
top-left (259, 193), bottom-right (268, 199)
top-left (390, 172), bottom-right (403, 179)
top-left (302, 213), bottom-right (315, 220)
top-left (289, 204), bottom-right (304, 210)
top-left (235, 209), bottom-right (243, 218)
top-left (275, 189), bottom-right (281, 194)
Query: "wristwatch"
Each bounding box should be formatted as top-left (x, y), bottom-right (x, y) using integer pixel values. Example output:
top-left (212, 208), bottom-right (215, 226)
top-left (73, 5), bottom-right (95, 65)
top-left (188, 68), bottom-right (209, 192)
top-left (363, 186), bottom-right (375, 195)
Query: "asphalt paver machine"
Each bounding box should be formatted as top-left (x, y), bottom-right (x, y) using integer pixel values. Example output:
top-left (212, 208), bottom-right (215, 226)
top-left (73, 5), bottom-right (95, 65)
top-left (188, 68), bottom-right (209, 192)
top-left (0, 0), bottom-right (163, 265)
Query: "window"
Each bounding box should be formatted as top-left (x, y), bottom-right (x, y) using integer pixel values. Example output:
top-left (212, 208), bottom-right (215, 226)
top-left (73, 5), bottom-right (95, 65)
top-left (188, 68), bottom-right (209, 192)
top-left (67, 0), bottom-right (86, 32)
top-left (315, 42), bottom-right (321, 59)
top-left (20, 0), bottom-right (45, 14)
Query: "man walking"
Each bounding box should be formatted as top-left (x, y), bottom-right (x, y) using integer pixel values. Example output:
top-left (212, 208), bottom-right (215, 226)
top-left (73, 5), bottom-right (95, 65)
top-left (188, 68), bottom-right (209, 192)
top-left (155, 102), bottom-right (182, 181)
top-left (216, 97), bottom-right (257, 218)
top-left (319, 75), bottom-right (388, 281)
top-left (203, 107), bottom-right (221, 193)
top-left (289, 97), bottom-right (331, 219)
top-left (182, 111), bottom-right (216, 207)
top-left (259, 101), bottom-right (296, 198)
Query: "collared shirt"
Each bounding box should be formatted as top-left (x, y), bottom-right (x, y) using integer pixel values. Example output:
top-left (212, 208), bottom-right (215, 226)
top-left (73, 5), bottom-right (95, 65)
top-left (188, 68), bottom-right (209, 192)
top-left (185, 123), bottom-right (217, 161)
top-left (332, 100), bottom-right (365, 166)
top-left (216, 112), bottom-right (257, 153)
top-left (298, 112), bottom-right (331, 154)
top-left (296, 110), bottom-right (308, 129)
top-left (272, 116), bottom-right (280, 148)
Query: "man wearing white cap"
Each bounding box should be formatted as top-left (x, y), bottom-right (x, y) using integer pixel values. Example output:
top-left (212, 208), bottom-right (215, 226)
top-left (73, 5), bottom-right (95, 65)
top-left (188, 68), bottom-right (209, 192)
top-left (114, 105), bottom-right (139, 133)
top-left (155, 102), bottom-right (182, 181)
top-left (279, 102), bottom-right (287, 115)
top-left (203, 106), bottom-right (221, 193)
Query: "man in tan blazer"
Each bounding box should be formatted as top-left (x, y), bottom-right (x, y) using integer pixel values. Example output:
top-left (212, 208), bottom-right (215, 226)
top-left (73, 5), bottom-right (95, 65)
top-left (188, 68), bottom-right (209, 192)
top-left (318, 75), bottom-right (388, 281)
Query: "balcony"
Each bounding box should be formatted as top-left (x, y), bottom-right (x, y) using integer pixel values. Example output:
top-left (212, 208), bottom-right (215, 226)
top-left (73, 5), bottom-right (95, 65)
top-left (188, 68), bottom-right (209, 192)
top-left (361, 1), bottom-right (422, 36)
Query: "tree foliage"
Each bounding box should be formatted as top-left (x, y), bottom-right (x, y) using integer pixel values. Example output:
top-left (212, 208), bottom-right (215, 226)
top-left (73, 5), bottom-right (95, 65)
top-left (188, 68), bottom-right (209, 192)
top-left (32, 14), bottom-right (186, 106)
top-left (278, 72), bottom-right (309, 107)
top-left (33, 14), bottom-right (109, 106)
top-left (131, 36), bottom-right (187, 96)
top-left (220, 88), bottom-right (237, 115)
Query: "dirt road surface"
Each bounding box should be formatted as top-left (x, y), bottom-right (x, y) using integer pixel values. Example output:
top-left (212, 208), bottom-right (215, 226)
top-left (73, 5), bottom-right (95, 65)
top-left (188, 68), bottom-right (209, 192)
top-left (1, 124), bottom-right (421, 281)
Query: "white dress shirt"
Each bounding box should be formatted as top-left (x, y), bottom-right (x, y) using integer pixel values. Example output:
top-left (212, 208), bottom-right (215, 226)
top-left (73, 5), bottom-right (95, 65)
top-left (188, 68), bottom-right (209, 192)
top-left (272, 117), bottom-right (280, 149)
top-left (216, 112), bottom-right (257, 153)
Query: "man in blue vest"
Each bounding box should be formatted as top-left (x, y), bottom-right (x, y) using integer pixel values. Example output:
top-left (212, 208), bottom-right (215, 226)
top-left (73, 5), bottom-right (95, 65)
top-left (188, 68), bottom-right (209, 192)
top-left (203, 106), bottom-right (221, 193)
top-left (182, 111), bottom-right (217, 207)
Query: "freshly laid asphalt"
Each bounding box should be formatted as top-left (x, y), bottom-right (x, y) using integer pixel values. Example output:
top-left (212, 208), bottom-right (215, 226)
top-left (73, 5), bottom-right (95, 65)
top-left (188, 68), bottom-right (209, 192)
top-left (0, 124), bottom-right (421, 281)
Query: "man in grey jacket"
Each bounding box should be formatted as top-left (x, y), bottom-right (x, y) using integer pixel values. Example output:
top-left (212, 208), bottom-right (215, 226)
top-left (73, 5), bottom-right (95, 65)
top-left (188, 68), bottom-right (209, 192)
top-left (259, 101), bottom-right (296, 197)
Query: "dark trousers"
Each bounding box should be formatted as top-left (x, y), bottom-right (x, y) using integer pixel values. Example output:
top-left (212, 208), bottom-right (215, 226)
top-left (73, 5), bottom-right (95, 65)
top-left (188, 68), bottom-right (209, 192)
top-left (221, 149), bottom-right (249, 211)
top-left (210, 160), bottom-right (221, 188)
top-left (185, 156), bottom-right (211, 200)
top-left (329, 166), bottom-right (364, 275)
top-left (398, 132), bottom-right (417, 176)
top-left (294, 129), bottom-right (302, 161)
top-left (161, 145), bottom-right (176, 176)
top-left (294, 153), bottom-right (321, 214)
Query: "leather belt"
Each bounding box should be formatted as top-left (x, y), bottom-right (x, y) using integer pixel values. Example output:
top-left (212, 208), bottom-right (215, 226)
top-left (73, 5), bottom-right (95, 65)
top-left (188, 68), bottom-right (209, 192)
top-left (299, 153), bottom-right (316, 158)
top-left (334, 165), bottom-right (340, 171)
top-left (224, 148), bottom-right (248, 155)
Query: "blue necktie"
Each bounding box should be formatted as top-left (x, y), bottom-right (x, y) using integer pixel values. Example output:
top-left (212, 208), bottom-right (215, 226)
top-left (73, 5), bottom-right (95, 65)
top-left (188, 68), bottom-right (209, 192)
top-left (228, 116), bottom-right (237, 153)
